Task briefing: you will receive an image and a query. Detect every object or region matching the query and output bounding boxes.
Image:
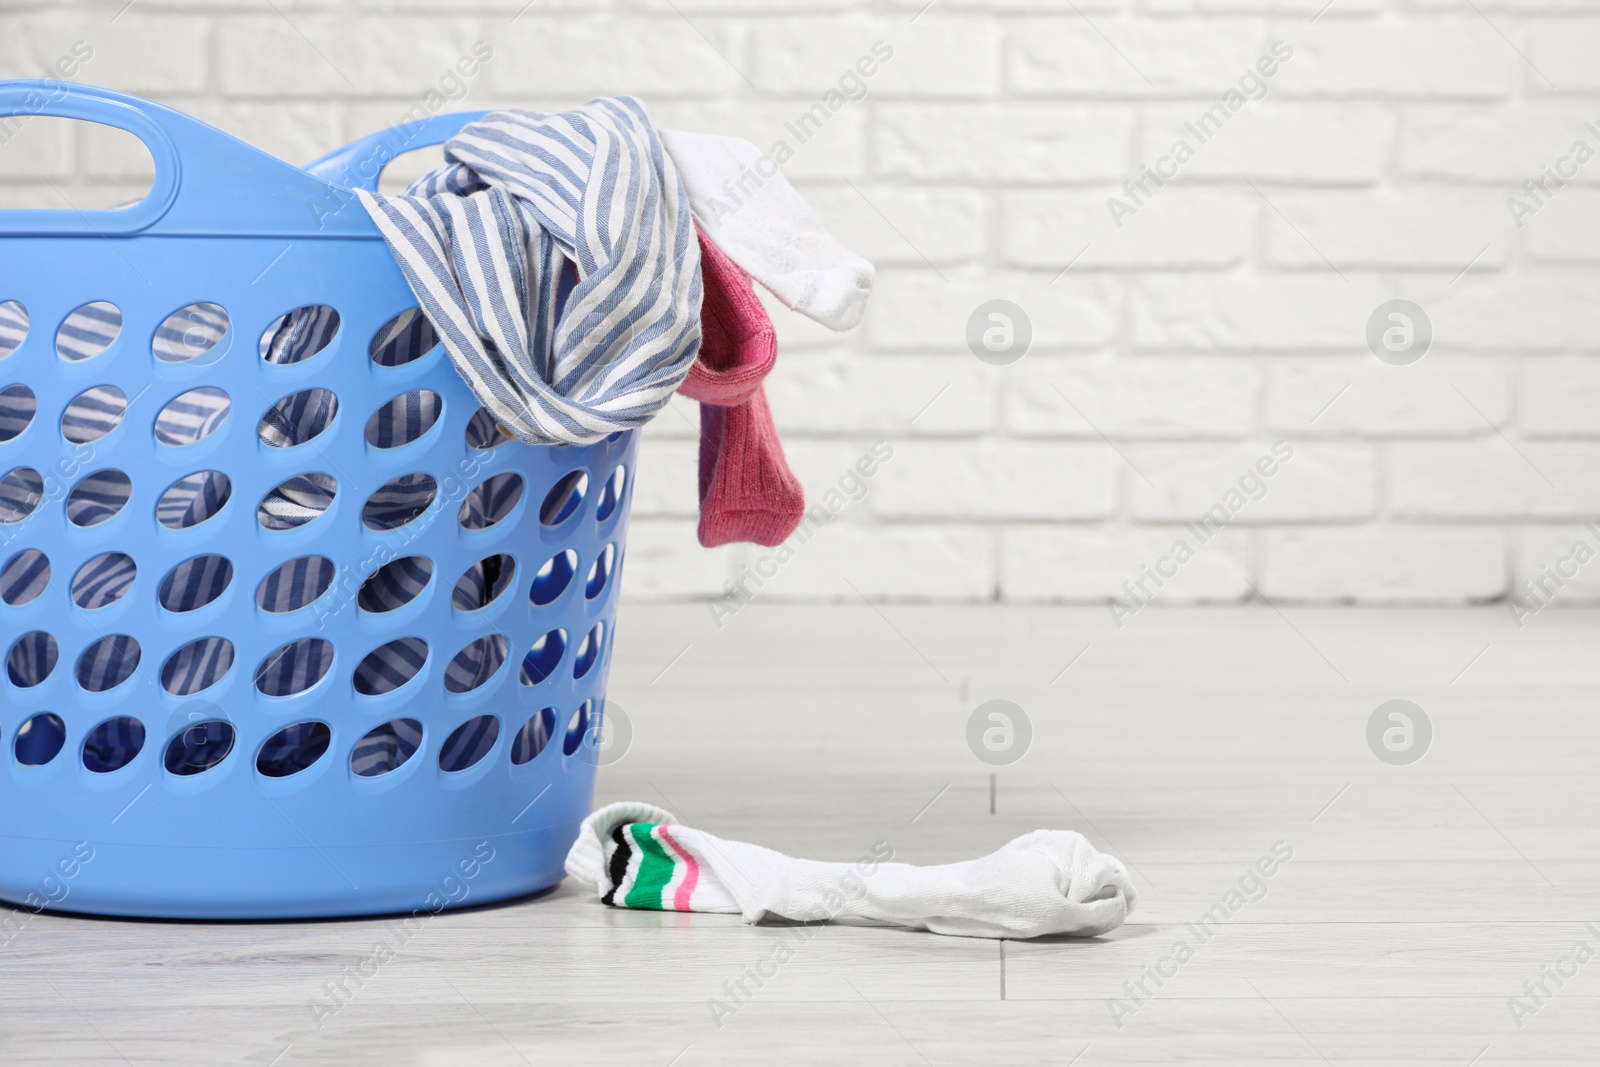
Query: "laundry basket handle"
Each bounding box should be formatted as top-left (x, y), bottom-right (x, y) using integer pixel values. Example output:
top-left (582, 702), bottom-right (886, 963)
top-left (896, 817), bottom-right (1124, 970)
top-left (0, 81), bottom-right (180, 236)
top-left (303, 111), bottom-right (490, 193)
top-left (0, 81), bottom-right (387, 238)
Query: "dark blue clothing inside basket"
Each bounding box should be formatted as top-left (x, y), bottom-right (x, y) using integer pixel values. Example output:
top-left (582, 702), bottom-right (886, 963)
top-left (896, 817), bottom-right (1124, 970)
top-left (0, 83), bottom-right (631, 919)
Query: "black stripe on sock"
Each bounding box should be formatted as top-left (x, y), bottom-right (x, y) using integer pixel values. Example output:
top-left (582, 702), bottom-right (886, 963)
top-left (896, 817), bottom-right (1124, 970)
top-left (601, 824), bottom-right (633, 907)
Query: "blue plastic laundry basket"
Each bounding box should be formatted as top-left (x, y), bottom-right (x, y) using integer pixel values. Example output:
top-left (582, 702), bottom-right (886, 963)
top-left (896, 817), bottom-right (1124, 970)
top-left (0, 82), bottom-right (633, 919)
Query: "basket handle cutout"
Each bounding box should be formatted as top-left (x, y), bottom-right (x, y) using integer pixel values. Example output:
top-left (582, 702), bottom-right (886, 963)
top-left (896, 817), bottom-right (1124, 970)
top-left (0, 81), bottom-right (179, 236)
top-left (302, 111), bottom-right (490, 194)
top-left (0, 81), bottom-right (391, 238)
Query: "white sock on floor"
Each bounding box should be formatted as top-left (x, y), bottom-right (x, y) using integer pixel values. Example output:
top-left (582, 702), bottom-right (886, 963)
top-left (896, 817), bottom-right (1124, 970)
top-left (660, 130), bottom-right (875, 331)
top-left (565, 802), bottom-right (1136, 940)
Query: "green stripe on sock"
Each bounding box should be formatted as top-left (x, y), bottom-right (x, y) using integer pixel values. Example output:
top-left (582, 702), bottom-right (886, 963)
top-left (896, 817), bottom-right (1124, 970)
top-left (623, 823), bottom-right (678, 910)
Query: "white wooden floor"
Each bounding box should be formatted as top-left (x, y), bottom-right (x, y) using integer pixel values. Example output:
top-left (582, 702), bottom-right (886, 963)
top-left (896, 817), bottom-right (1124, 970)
top-left (6, 602), bottom-right (1599, 1065)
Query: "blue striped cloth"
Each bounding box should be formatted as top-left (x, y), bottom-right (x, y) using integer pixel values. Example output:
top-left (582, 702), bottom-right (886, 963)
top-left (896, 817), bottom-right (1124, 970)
top-left (356, 97), bottom-right (702, 447)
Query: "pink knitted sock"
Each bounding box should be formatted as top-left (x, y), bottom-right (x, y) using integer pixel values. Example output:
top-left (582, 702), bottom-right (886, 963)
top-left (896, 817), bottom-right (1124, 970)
top-left (679, 226), bottom-right (805, 548)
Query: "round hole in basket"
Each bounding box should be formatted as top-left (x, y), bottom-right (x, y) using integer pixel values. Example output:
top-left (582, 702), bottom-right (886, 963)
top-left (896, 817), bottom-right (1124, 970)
top-left (465, 407), bottom-right (512, 450)
top-left (164, 720), bottom-right (235, 776)
top-left (366, 389), bottom-right (441, 449)
top-left (539, 471), bottom-right (588, 526)
top-left (563, 701), bottom-right (594, 757)
top-left (0, 300), bottom-right (28, 360)
top-left (572, 622), bottom-right (605, 680)
top-left (0, 549), bottom-right (50, 606)
top-left (0, 466), bottom-right (44, 524)
top-left (511, 707), bottom-right (557, 766)
top-left (256, 637), bottom-right (334, 697)
top-left (157, 470), bottom-right (231, 529)
top-left (154, 387), bottom-right (231, 447)
top-left (71, 551), bottom-right (135, 609)
top-left (585, 544), bottom-right (616, 601)
top-left (0, 383), bottom-right (36, 442)
top-left (257, 721), bottom-right (332, 778)
top-left (369, 308), bottom-right (437, 368)
top-left (351, 717), bottom-right (422, 778)
top-left (439, 714), bottom-right (499, 772)
top-left (161, 636), bottom-right (235, 696)
top-left (595, 465), bottom-right (627, 523)
top-left (76, 635), bottom-right (141, 693)
top-left (353, 637), bottom-right (428, 697)
top-left (56, 301), bottom-right (121, 362)
top-left (61, 384), bottom-right (128, 445)
top-left (259, 472), bottom-right (337, 530)
top-left (13, 712), bottom-right (65, 767)
top-left (82, 716), bottom-right (146, 774)
top-left (259, 305), bottom-right (339, 366)
top-left (259, 389), bottom-right (337, 449)
top-left (256, 555), bottom-right (335, 614)
top-left (452, 554), bottom-right (515, 613)
top-left (362, 473), bottom-right (436, 531)
top-left (445, 635), bottom-right (508, 694)
top-left (66, 469), bottom-right (131, 528)
top-left (358, 555), bottom-right (433, 613)
top-left (458, 472), bottom-right (523, 531)
top-left (529, 549), bottom-right (577, 607)
top-left (159, 554), bottom-right (233, 613)
top-left (7, 630), bottom-right (58, 687)
top-left (152, 302), bottom-right (229, 364)
top-left (518, 628), bottom-right (566, 686)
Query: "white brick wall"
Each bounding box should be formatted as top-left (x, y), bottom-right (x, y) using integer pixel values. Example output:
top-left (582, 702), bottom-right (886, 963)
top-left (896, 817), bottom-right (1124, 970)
top-left (4, 0), bottom-right (1599, 607)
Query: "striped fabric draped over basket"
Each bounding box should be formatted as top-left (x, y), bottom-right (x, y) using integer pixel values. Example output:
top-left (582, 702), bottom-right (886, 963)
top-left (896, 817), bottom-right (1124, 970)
top-left (355, 96), bottom-right (703, 448)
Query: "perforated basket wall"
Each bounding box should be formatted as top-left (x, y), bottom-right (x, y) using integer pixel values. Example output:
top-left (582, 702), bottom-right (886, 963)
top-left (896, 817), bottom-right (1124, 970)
top-left (0, 84), bottom-right (632, 919)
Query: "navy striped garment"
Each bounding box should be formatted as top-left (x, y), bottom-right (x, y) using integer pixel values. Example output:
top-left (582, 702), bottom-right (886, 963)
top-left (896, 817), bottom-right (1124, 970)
top-left (356, 97), bottom-right (703, 447)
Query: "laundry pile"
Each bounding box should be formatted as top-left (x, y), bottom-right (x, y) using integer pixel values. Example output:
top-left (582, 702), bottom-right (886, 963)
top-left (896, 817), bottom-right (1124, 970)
top-left (357, 97), bottom-right (872, 549)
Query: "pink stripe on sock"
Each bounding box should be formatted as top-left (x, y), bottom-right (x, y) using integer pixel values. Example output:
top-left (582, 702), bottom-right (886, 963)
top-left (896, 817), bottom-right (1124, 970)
top-left (657, 826), bottom-right (700, 912)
